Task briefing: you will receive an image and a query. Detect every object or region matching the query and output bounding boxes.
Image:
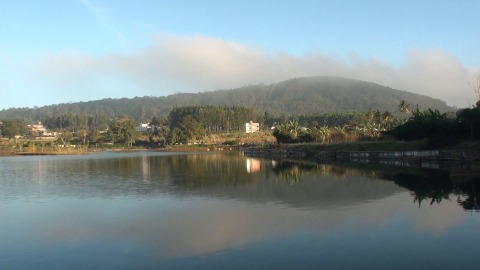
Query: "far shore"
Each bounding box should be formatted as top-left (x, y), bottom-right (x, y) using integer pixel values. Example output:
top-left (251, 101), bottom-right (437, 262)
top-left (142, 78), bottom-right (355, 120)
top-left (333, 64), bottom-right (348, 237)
top-left (1, 140), bottom-right (479, 163)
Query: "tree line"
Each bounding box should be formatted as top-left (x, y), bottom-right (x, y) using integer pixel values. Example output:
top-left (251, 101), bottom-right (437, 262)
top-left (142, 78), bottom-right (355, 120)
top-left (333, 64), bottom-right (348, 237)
top-left (391, 103), bottom-right (480, 146)
top-left (270, 101), bottom-right (480, 146)
top-left (2, 102), bottom-right (479, 149)
top-left (0, 105), bottom-right (264, 147)
top-left (272, 110), bottom-right (400, 144)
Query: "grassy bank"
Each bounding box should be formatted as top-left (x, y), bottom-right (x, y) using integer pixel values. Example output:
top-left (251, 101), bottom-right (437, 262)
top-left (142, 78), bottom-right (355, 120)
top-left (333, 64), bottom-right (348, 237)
top-left (2, 135), bottom-right (479, 157)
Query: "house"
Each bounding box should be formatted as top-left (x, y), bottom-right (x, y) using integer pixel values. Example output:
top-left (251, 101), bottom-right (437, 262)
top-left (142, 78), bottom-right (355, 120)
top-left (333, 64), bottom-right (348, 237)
top-left (28, 122), bottom-right (46, 133)
top-left (136, 123), bottom-right (152, 133)
top-left (245, 121), bottom-right (260, 133)
top-left (28, 122), bottom-right (56, 138)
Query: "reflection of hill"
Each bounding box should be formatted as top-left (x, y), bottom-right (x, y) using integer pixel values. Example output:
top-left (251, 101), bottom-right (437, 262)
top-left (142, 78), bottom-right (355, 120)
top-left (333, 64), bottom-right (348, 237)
top-left (1, 152), bottom-right (403, 210)
top-left (261, 160), bottom-right (403, 208)
top-left (115, 153), bottom-right (405, 209)
top-left (4, 151), bottom-right (479, 268)
top-left (6, 152), bottom-right (477, 210)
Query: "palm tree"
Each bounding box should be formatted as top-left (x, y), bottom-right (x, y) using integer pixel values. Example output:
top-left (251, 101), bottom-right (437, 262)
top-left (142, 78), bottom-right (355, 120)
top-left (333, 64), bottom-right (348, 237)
top-left (379, 111), bottom-right (394, 130)
top-left (287, 120), bottom-right (300, 138)
top-left (398, 100), bottom-right (411, 114)
top-left (318, 126), bottom-right (331, 143)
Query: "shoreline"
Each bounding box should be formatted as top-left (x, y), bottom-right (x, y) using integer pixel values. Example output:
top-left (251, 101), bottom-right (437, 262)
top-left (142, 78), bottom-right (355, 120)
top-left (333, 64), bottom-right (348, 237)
top-left (2, 140), bottom-right (480, 162)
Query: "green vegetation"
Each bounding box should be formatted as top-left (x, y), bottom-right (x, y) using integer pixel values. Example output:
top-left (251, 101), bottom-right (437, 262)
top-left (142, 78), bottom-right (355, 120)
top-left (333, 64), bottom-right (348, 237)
top-left (0, 119), bottom-right (28, 138)
top-left (268, 99), bottom-right (480, 150)
top-left (107, 117), bottom-right (137, 147)
top-left (2, 72), bottom-right (479, 155)
top-left (167, 105), bottom-right (262, 144)
top-left (0, 105), bottom-right (271, 153)
top-left (391, 105), bottom-right (480, 147)
top-left (2, 99), bottom-right (478, 155)
top-left (272, 110), bottom-right (399, 144)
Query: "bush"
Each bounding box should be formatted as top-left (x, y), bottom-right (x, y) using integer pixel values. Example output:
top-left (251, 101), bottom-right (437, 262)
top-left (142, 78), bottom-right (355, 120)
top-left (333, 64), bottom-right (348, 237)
top-left (392, 106), bottom-right (480, 144)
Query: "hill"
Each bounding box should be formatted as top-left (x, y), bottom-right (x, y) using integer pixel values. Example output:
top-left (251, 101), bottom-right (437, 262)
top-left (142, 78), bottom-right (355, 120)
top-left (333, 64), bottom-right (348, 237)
top-left (0, 76), bottom-right (453, 121)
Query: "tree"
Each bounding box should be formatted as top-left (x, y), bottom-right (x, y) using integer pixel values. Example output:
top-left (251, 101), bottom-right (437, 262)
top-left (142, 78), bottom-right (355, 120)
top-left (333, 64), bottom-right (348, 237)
top-left (0, 119), bottom-right (27, 138)
top-left (287, 120), bottom-right (300, 138)
top-left (168, 105), bottom-right (261, 137)
top-left (272, 124), bottom-right (295, 143)
top-left (76, 130), bottom-right (88, 146)
top-left (109, 117), bottom-right (138, 147)
top-left (169, 127), bottom-right (185, 145)
top-left (176, 115), bottom-right (206, 142)
top-left (308, 126), bottom-right (329, 143)
top-left (392, 106), bottom-right (455, 142)
top-left (272, 120), bottom-right (303, 143)
top-left (380, 111), bottom-right (394, 129)
top-left (471, 72), bottom-right (480, 107)
top-left (155, 126), bottom-right (170, 146)
top-left (87, 129), bottom-right (101, 145)
top-left (150, 115), bottom-right (168, 127)
top-left (58, 131), bottom-right (73, 146)
top-left (456, 107), bottom-right (480, 140)
top-left (398, 100), bottom-right (411, 114)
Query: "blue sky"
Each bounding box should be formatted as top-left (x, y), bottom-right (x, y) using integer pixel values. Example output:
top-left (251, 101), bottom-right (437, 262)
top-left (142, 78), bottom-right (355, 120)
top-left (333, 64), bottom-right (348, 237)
top-left (1, 0), bottom-right (479, 109)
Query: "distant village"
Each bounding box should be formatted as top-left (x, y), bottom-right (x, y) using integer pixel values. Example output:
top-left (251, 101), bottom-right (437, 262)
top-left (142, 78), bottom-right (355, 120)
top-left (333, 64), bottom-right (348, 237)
top-left (0, 120), bottom-right (262, 144)
top-left (0, 105), bottom-right (273, 151)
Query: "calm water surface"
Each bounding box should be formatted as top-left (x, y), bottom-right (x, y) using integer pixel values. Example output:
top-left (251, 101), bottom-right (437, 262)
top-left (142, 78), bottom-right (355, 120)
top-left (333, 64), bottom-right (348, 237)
top-left (1, 151), bottom-right (479, 269)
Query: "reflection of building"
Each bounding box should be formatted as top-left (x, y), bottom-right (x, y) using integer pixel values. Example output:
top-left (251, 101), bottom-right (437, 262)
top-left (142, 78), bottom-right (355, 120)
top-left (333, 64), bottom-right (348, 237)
top-left (245, 121), bottom-right (259, 133)
top-left (246, 158), bottom-right (261, 173)
top-left (141, 155), bottom-right (150, 181)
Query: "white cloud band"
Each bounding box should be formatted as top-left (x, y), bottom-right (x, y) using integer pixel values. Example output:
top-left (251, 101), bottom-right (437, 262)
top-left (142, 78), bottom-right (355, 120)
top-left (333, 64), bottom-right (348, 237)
top-left (37, 34), bottom-right (479, 107)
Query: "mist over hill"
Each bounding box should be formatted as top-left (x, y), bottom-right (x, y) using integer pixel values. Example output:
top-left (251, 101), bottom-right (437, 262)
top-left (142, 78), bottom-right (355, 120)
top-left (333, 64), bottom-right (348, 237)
top-left (1, 76), bottom-right (453, 121)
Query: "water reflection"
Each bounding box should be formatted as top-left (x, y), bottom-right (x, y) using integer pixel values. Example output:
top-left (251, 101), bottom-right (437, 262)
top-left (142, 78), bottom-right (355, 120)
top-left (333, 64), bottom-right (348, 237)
top-left (270, 159), bottom-right (480, 212)
top-left (370, 164), bottom-right (480, 211)
top-left (1, 152), bottom-right (479, 269)
top-left (2, 152), bottom-right (479, 211)
top-left (246, 158), bottom-right (261, 173)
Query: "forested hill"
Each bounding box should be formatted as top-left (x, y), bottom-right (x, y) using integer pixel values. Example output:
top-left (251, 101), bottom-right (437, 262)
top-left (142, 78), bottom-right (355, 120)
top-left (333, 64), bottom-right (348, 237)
top-left (1, 76), bottom-right (453, 121)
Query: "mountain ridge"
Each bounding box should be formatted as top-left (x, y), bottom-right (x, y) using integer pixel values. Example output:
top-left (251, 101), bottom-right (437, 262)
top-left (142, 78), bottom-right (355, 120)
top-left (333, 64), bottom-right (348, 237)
top-left (0, 76), bottom-right (453, 121)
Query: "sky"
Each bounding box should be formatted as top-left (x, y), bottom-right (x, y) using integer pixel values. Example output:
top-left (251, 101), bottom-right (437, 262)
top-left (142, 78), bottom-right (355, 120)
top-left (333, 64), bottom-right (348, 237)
top-left (1, 0), bottom-right (479, 110)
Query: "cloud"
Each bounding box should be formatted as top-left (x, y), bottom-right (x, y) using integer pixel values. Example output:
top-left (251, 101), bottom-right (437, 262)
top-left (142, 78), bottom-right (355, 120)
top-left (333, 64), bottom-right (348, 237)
top-left (8, 191), bottom-right (464, 260)
top-left (37, 34), bottom-right (479, 107)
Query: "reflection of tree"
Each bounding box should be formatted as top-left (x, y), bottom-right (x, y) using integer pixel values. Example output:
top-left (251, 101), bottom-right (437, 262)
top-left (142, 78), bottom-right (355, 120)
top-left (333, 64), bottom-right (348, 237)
top-left (272, 161), bottom-right (317, 185)
top-left (337, 162), bottom-right (480, 210)
top-left (380, 168), bottom-right (480, 210)
top-left (163, 156), bottom-right (480, 210)
top-left (85, 153), bottom-right (480, 210)
top-left (413, 190), bottom-right (450, 207)
top-left (281, 165), bottom-right (301, 185)
top-left (456, 179), bottom-right (480, 211)
top-left (162, 154), bottom-right (257, 188)
top-left (386, 171), bottom-right (454, 207)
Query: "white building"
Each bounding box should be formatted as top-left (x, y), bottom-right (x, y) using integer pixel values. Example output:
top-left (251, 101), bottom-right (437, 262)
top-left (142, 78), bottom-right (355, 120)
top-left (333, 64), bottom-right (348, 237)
top-left (136, 123), bottom-right (151, 133)
top-left (245, 121), bottom-right (260, 133)
top-left (28, 122), bottom-right (47, 133)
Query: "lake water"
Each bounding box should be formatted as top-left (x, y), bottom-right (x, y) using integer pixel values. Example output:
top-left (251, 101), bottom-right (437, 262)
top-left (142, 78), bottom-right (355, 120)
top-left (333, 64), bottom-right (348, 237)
top-left (1, 151), bottom-right (479, 269)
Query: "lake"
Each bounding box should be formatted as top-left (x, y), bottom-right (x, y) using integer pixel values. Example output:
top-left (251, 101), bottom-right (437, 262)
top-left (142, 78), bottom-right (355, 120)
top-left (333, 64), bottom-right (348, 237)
top-left (1, 151), bottom-right (479, 269)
